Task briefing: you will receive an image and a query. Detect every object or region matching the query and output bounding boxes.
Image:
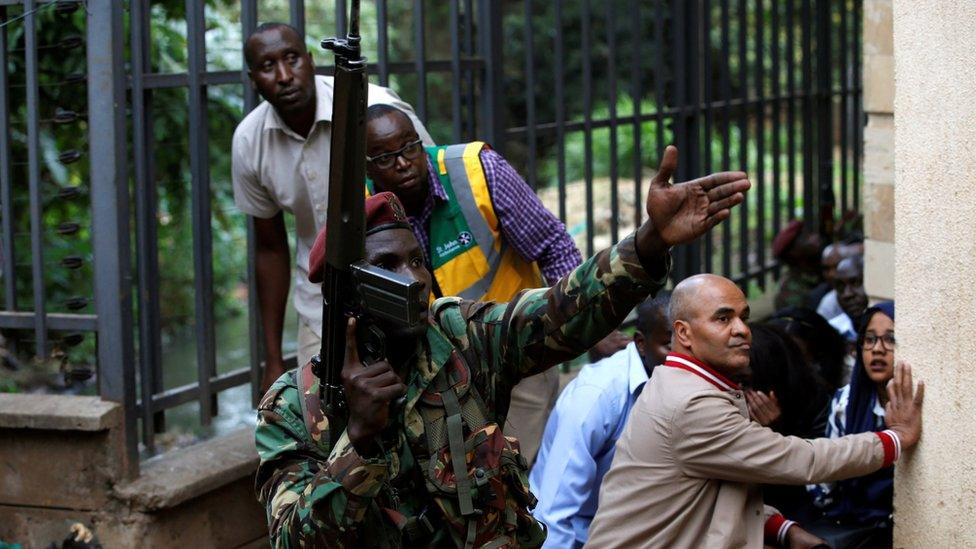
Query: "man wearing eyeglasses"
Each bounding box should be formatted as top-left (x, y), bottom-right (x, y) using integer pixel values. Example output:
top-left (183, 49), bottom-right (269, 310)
top-left (363, 103), bottom-right (587, 464)
top-left (232, 23), bottom-right (433, 391)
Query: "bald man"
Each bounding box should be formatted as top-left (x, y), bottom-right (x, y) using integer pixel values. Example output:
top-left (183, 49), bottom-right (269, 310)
top-left (585, 274), bottom-right (924, 548)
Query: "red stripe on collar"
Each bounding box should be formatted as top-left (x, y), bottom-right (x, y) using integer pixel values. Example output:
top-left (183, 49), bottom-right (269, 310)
top-left (663, 352), bottom-right (740, 391)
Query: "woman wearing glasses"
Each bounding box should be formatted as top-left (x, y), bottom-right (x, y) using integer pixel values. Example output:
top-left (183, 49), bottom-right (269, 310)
top-left (807, 301), bottom-right (897, 547)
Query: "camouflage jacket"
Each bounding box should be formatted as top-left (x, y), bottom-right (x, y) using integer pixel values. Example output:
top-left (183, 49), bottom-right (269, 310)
top-left (254, 234), bottom-right (669, 548)
top-left (773, 267), bottom-right (821, 311)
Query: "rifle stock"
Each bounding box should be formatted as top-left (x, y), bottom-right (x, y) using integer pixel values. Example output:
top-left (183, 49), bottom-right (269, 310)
top-left (314, 0), bottom-right (423, 438)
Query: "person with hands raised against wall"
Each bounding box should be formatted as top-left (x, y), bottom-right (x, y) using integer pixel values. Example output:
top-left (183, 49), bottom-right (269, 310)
top-left (587, 276), bottom-right (924, 549)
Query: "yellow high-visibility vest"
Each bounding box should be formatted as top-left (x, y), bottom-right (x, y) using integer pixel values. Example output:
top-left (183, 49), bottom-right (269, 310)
top-left (367, 142), bottom-right (543, 302)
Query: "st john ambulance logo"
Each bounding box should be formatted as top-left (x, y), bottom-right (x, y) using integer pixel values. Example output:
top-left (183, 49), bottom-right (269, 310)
top-left (457, 231), bottom-right (473, 246)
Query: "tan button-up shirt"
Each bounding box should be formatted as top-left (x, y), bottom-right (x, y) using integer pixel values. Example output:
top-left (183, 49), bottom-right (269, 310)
top-left (231, 75), bottom-right (433, 334)
top-left (586, 353), bottom-right (894, 548)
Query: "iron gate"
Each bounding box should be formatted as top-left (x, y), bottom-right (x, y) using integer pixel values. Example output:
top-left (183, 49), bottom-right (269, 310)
top-left (0, 0), bottom-right (861, 471)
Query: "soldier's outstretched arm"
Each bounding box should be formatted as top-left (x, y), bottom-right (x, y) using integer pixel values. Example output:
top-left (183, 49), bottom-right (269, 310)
top-left (474, 146), bottom-right (749, 380)
top-left (254, 378), bottom-right (392, 548)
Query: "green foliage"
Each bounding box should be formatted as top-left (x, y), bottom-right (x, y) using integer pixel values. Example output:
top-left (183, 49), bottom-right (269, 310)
top-left (536, 96), bottom-right (669, 189)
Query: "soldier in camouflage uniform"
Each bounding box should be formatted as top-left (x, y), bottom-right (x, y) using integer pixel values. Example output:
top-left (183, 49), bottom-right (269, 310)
top-left (254, 146), bottom-right (751, 548)
top-left (772, 220), bottom-right (824, 311)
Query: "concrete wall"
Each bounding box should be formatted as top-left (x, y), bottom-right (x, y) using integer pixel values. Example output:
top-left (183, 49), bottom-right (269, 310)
top-left (863, 0), bottom-right (895, 300)
top-left (0, 394), bottom-right (267, 547)
top-left (891, 1), bottom-right (976, 546)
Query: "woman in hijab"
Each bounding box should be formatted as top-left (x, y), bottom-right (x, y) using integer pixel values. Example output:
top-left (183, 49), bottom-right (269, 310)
top-left (807, 301), bottom-right (896, 547)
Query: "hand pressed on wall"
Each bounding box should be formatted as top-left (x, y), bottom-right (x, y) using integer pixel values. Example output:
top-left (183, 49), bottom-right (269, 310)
top-left (884, 360), bottom-right (925, 449)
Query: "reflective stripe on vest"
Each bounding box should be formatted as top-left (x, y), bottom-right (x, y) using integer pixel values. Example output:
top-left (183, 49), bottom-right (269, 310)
top-left (433, 143), bottom-right (543, 301)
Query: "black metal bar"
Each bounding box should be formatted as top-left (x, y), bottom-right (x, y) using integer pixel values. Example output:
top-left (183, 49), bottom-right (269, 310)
top-left (186, 0), bottom-right (217, 426)
top-left (144, 0), bottom-right (167, 440)
top-left (89, 0), bottom-right (138, 477)
top-left (524, 0), bottom-right (537, 190)
top-left (720, 0), bottom-right (732, 277)
top-left (290, 0), bottom-right (305, 37)
top-left (242, 0), bottom-right (263, 407)
top-left (654, 0), bottom-right (665, 156)
top-left (668, 0), bottom-right (698, 280)
top-left (581, 0), bottom-right (594, 257)
top-left (815, 0), bottom-right (833, 234)
top-left (852, 0), bottom-right (861, 212)
top-left (801, 0), bottom-right (814, 226)
top-left (839, 0), bottom-right (849, 212)
top-left (688, 0), bottom-right (703, 276)
top-left (554, 0), bottom-right (566, 223)
top-left (730, 261), bottom-right (780, 286)
top-left (737, 0), bottom-right (749, 279)
top-left (449, 0), bottom-right (462, 142)
top-left (148, 366), bottom-right (258, 413)
top-left (630, 0), bottom-right (642, 230)
top-left (606, 0), bottom-right (619, 242)
top-left (771, 0), bottom-right (782, 277)
top-left (0, 311), bottom-right (97, 331)
top-left (702, 0), bottom-right (714, 273)
top-left (132, 0), bottom-right (163, 454)
top-left (242, 0), bottom-right (258, 110)
top-left (24, 0), bottom-right (46, 356)
top-left (413, 0), bottom-right (428, 122)
top-left (336, 0), bottom-right (347, 36)
top-left (478, 0), bottom-right (504, 152)
top-left (0, 6), bottom-right (13, 310)
top-left (376, 0), bottom-right (390, 86)
top-left (135, 59), bottom-right (489, 90)
top-left (463, 0), bottom-right (476, 139)
top-left (787, 0), bottom-right (797, 217)
top-left (671, 0), bottom-right (690, 280)
top-left (754, 0), bottom-right (766, 290)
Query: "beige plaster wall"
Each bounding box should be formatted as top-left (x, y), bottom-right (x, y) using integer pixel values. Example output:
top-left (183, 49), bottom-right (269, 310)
top-left (863, 0), bottom-right (895, 300)
top-left (892, 1), bottom-right (976, 546)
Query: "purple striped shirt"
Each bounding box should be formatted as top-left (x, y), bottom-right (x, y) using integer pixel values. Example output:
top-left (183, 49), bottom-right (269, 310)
top-left (408, 148), bottom-right (582, 289)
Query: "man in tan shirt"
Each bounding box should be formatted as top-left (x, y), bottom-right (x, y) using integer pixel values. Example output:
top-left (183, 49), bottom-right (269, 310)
top-left (231, 23), bottom-right (432, 390)
top-left (586, 274), bottom-right (924, 548)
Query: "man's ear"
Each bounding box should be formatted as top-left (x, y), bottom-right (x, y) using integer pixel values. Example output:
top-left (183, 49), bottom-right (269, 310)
top-left (633, 331), bottom-right (646, 358)
top-left (307, 51), bottom-right (315, 67)
top-left (673, 320), bottom-right (693, 348)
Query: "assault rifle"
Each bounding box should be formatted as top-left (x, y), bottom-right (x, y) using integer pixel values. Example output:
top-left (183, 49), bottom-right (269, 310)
top-left (312, 0), bottom-right (425, 434)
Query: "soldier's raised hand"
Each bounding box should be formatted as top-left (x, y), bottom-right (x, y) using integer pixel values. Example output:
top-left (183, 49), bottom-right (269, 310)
top-left (341, 317), bottom-right (407, 456)
top-left (636, 146), bottom-right (750, 258)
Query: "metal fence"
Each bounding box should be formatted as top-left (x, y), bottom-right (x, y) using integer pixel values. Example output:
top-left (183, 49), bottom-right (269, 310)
top-left (499, 0), bottom-right (862, 285)
top-left (0, 0), bottom-right (861, 472)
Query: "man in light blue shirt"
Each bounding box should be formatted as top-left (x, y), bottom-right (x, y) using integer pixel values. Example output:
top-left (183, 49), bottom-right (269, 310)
top-left (828, 255), bottom-right (867, 343)
top-left (529, 293), bottom-right (672, 548)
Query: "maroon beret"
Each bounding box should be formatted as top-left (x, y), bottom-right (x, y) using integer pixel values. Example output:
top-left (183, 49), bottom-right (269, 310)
top-left (772, 219), bottom-right (804, 259)
top-left (308, 192), bottom-right (412, 283)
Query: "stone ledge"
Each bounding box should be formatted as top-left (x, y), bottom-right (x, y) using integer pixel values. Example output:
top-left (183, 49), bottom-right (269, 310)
top-left (0, 394), bottom-right (120, 431)
top-left (115, 426), bottom-right (258, 511)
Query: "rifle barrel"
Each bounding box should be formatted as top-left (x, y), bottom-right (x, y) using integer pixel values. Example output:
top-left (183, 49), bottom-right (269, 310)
top-left (349, 0), bottom-right (360, 39)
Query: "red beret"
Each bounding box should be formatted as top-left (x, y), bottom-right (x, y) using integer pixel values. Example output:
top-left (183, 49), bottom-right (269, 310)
top-left (772, 219), bottom-right (804, 259)
top-left (308, 192), bottom-right (412, 283)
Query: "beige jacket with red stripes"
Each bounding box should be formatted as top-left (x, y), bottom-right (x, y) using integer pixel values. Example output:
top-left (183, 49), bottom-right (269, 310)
top-left (585, 353), bottom-right (899, 548)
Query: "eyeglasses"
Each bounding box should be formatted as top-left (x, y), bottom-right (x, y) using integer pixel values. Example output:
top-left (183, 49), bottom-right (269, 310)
top-left (862, 333), bottom-right (896, 351)
top-left (366, 139), bottom-right (424, 170)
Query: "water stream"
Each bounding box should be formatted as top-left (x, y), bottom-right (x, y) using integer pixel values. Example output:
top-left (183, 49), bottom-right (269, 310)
top-left (156, 299), bottom-right (299, 449)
